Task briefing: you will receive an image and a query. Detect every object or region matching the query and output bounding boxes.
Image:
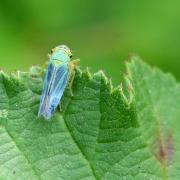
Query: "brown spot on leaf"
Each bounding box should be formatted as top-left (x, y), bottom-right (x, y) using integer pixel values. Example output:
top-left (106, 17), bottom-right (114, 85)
top-left (152, 133), bottom-right (174, 165)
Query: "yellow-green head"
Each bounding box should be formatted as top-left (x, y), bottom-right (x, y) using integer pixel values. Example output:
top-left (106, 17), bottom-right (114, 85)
top-left (50, 45), bottom-right (72, 62)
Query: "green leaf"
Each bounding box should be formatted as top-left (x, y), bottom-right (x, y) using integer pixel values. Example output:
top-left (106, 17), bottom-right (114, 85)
top-left (0, 57), bottom-right (179, 179)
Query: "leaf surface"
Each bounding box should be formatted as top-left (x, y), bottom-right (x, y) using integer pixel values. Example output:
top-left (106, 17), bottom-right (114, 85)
top-left (0, 57), bottom-right (179, 179)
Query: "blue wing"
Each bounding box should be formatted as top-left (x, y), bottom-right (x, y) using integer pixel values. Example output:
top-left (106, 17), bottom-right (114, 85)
top-left (38, 61), bottom-right (69, 119)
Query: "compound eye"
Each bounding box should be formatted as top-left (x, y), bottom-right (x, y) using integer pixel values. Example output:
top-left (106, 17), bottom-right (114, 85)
top-left (70, 55), bottom-right (72, 58)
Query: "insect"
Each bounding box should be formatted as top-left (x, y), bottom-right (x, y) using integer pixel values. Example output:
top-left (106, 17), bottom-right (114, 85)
top-left (38, 45), bottom-right (80, 120)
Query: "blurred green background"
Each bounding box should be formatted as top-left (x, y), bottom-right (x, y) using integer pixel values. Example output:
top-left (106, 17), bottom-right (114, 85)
top-left (0, 0), bottom-right (180, 85)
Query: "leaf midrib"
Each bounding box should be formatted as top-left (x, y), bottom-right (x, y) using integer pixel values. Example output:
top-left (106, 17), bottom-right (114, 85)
top-left (62, 78), bottom-right (101, 179)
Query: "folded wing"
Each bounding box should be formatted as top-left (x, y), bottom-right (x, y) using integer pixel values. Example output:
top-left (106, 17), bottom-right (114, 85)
top-left (38, 61), bottom-right (69, 119)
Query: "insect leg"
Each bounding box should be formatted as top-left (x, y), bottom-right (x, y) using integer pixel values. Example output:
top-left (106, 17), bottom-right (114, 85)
top-left (68, 63), bottom-right (75, 96)
top-left (59, 103), bottom-right (62, 112)
top-left (67, 59), bottom-right (80, 96)
top-left (39, 61), bottom-right (49, 76)
top-left (70, 59), bottom-right (80, 66)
